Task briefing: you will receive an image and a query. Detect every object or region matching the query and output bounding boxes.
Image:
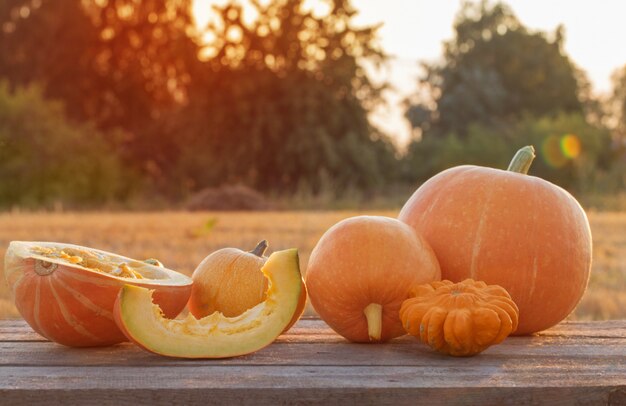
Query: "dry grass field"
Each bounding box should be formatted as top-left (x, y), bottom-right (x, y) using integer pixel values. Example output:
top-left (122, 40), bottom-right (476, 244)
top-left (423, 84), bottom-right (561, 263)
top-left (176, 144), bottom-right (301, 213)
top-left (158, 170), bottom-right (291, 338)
top-left (0, 210), bottom-right (624, 321)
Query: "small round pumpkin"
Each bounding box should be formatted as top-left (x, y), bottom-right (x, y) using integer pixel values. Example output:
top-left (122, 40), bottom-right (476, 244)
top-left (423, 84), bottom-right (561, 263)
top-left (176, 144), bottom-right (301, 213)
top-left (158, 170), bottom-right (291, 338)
top-left (400, 279), bottom-right (519, 356)
top-left (188, 241), bottom-right (307, 332)
top-left (306, 216), bottom-right (441, 343)
top-left (398, 146), bottom-right (592, 335)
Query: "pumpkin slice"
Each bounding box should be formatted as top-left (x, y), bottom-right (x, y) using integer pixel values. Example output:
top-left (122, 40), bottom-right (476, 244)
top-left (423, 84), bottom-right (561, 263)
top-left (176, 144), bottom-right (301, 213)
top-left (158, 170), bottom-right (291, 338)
top-left (114, 248), bottom-right (302, 358)
top-left (5, 241), bottom-right (192, 347)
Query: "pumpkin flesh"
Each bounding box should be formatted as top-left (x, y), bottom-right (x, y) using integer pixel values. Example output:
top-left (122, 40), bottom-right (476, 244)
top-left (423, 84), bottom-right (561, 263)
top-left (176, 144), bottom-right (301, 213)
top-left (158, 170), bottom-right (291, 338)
top-left (114, 248), bottom-right (302, 358)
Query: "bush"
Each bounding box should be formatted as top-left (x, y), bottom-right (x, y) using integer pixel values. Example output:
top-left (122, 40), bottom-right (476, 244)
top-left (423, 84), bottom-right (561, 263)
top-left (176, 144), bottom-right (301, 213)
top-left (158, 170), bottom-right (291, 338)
top-left (0, 81), bottom-right (126, 209)
top-left (404, 113), bottom-right (616, 196)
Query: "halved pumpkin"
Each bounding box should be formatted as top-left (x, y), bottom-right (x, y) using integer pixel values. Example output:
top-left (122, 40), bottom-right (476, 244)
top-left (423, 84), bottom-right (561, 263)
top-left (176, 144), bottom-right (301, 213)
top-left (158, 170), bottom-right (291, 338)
top-left (4, 241), bottom-right (192, 347)
top-left (114, 248), bottom-right (302, 358)
top-left (188, 240), bottom-right (307, 334)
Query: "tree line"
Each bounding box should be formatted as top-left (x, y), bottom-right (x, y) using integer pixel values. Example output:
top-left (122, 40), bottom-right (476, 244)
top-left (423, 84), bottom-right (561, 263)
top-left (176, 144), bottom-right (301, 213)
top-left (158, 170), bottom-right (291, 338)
top-left (0, 0), bottom-right (624, 208)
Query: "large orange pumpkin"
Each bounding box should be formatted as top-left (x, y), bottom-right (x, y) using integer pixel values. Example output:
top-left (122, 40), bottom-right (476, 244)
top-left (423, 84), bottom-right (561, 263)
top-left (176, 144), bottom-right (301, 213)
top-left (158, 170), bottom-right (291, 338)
top-left (4, 241), bottom-right (192, 347)
top-left (398, 146), bottom-right (592, 335)
top-left (306, 216), bottom-right (441, 343)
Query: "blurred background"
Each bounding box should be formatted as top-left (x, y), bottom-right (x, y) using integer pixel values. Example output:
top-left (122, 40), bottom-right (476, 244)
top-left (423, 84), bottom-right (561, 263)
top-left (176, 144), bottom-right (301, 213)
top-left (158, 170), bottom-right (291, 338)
top-left (1, 0), bottom-right (625, 209)
top-left (0, 0), bottom-right (624, 320)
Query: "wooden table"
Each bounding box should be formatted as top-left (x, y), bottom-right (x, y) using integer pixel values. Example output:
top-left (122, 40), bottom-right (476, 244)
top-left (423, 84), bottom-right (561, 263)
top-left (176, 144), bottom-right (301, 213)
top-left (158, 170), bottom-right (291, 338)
top-left (0, 318), bottom-right (624, 405)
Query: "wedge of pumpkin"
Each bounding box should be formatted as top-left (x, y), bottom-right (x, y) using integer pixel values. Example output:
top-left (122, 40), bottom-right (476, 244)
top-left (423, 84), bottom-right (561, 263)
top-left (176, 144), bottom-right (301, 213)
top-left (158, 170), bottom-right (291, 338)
top-left (114, 248), bottom-right (302, 358)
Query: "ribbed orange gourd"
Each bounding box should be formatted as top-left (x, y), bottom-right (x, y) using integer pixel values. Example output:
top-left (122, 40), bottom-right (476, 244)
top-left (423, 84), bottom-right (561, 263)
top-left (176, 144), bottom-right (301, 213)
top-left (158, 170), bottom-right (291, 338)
top-left (306, 216), bottom-right (441, 343)
top-left (398, 146), bottom-right (592, 335)
top-left (400, 279), bottom-right (519, 356)
top-left (188, 241), bottom-right (307, 332)
top-left (4, 241), bottom-right (192, 347)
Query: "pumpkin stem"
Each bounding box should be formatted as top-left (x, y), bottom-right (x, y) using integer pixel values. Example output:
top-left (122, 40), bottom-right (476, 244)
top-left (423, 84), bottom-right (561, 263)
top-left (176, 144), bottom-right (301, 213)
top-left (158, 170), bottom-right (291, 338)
top-left (144, 258), bottom-right (164, 267)
top-left (507, 145), bottom-right (536, 174)
top-left (363, 303), bottom-right (383, 342)
top-left (250, 240), bottom-right (268, 257)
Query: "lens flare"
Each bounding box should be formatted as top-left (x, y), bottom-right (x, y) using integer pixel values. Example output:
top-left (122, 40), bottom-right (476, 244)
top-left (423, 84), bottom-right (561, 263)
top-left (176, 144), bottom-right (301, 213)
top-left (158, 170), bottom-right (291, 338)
top-left (561, 134), bottom-right (581, 159)
top-left (541, 135), bottom-right (567, 168)
top-left (541, 134), bottom-right (581, 168)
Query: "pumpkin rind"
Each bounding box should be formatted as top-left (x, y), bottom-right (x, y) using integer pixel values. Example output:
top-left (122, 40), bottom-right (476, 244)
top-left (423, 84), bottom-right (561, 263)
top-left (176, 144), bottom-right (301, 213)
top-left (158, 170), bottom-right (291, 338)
top-left (306, 216), bottom-right (441, 343)
top-left (400, 279), bottom-right (519, 356)
top-left (4, 241), bottom-right (192, 347)
top-left (399, 150), bottom-right (592, 335)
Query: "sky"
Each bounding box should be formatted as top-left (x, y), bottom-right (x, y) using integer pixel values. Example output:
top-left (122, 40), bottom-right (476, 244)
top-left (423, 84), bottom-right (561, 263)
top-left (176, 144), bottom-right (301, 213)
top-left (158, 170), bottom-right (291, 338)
top-left (194, 0), bottom-right (626, 147)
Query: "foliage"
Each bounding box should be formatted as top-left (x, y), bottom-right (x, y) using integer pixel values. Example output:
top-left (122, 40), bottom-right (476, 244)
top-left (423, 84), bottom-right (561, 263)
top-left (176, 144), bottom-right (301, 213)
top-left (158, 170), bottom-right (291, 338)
top-left (0, 0), bottom-right (199, 130)
top-left (0, 82), bottom-right (125, 208)
top-left (406, 1), bottom-right (583, 138)
top-left (610, 65), bottom-right (626, 140)
top-left (0, 0), bottom-right (201, 182)
top-left (0, 0), bottom-right (624, 206)
top-left (172, 0), bottom-right (395, 194)
top-left (0, 0), bottom-right (394, 200)
top-left (404, 113), bottom-right (614, 194)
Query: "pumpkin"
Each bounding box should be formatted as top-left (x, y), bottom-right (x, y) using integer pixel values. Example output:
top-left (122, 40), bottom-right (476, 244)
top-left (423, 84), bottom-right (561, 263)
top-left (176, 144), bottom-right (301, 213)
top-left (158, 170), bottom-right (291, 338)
top-left (400, 279), bottom-right (519, 356)
top-left (4, 241), bottom-right (192, 347)
top-left (398, 146), bottom-right (592, 335)
top-left (305, 216), bottom-right (441, 343)
top-left (188, 240), bottom-right (307, 332)
top-left (114, 248), bottom-right (303, 358)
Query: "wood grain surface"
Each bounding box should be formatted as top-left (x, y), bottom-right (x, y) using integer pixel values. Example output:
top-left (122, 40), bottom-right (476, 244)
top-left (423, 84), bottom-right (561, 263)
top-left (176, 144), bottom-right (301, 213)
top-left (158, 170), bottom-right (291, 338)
top-left (0, 318), bottom-right (624, 405)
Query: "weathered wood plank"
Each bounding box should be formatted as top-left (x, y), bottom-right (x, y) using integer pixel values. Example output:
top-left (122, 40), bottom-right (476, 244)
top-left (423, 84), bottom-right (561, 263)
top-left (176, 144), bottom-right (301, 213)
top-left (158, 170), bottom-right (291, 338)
top-left (0, 386), bottom-right (622, 406)
top-left (538, 320), bottom-right (626, 338)
top-left (2, 319), bottom-right (626, 342)
top-left (0, 318), bottom-right (624, 405)
top-left (0, 336), bottom-right (623, 367)
top-left (0, 365), bottom-right (623, 406)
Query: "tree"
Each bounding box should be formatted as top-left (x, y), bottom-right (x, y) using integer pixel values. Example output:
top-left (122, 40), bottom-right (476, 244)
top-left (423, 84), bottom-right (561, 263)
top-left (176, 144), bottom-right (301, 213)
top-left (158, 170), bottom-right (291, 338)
top-left (403, 112), bottom-right (613, 194)
top-left (1, 0), bottom-right (396, 200)
top-left (610, 65), bottom-right (626, 141)
top-left (0, 0), bottom-right (200, 169)
top-left (0, 0), bottom-right (101, 123)
top-left (405, 1), bottom-right (583, 138)
top-left (0, 81), bottom-right (125, 208)
top-left (172, 0), bottom-right (395, 194)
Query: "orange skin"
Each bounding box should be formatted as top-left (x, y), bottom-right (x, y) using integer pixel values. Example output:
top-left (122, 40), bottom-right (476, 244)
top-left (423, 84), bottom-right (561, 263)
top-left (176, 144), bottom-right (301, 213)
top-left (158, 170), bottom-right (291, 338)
top-left (305, 216), bottom-right (441, 343)
top-left (399, 165), bottom-right (592, 335)
top-left (188, 242), bottom-right (307, 333)
top-left (6, 254), bottom-right (191, 347)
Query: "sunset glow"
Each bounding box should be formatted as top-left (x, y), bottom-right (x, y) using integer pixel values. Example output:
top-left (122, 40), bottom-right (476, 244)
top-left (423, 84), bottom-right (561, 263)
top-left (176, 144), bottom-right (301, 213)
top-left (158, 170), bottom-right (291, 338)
top-left (201, 0), bottom-right (625, 146)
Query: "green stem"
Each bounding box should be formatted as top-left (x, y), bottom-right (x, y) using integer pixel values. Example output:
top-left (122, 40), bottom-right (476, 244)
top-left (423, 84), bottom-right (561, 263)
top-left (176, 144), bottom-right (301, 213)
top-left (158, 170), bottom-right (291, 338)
top-left (363, 303), bottom-right (383, 342)
top-left (250, 240), bottom-right (268, 257)
top-left (507, 145), bottom-right (536, 174)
